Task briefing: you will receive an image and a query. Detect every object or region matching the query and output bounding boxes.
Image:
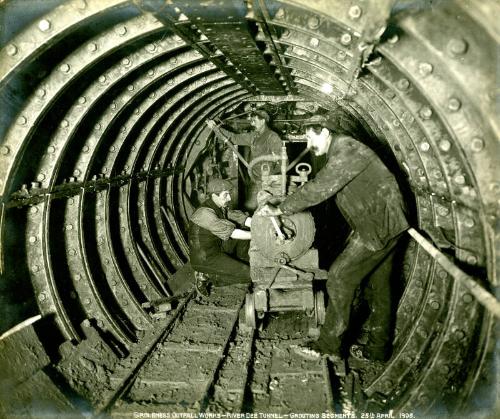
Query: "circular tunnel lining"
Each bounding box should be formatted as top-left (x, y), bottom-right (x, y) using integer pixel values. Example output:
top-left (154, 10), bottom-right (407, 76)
top-left (0, 0), bottom-right (497, 416)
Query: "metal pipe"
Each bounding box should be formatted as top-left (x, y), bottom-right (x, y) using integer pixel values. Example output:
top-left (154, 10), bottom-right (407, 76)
top-left (408, 228), bottom-right (500, 319)
top-left (281, 141), bottom-right (287, 196)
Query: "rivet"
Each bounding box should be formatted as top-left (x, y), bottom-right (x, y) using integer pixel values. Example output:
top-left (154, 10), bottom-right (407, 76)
top-left (0, 146), bottom-right (10, 155)
top-left (432, 170), bottom-right (442, 179)
top-left (36, 88), bottom-right (46, 98)
top-left (470, 137), bottom-right (484, 152)
top-left (38, 293), bottom-right (47, 302)
top-left (460, 292), bottom-right (474, 304)
top-left (17, 116), bottom-right (27, 125)
top-left (78, 96), bottom-right (86, 104)
top-left (419, 106), bottom-right (433, 119)
top-left (127, 84), bottom-right (134, 91)
top-left (84, 298), bottom-right (91, 305)
top-left (439, 140), bottom-right (451, 152)
top-left (418, 62), bottom-right (433, 76)
top-left (87, 42), bottom-right (97, 52)
top-left (464, 218), bottom-right (474, 228)
top-left (418, 327), bottom-right (428, 338)
top-left (417, 168), bottom-right (425, 176)
top-left (6, 44), bottom-right (18, 56)
top-left (430, 300), bottom-right (440, 310)
top-left (447, 97), bottom-right (461, 112)
top-left (110, 146), bottom-right (116, 152)
top-left (415, 280), bottom-right (424, 287)
top-left (420, 142), bottom-right (430, 152)
top-left (437, 206), bottom-right (449, 217)
top-left (73, 169), bottom-right (81, 177)
top-left (131, 145), bottom-right (136, 152)
top-left (69, 248), bottom-right (76, 256)
top-left (309, 37), bottom-right (319, 48)
top-left (448, 38), bottom-right (468, 56)
top-left (121, 57), bottom-right (130, 66)
top-left (146, 43), bottom-right (157, 53)
top-left (455, 329), bottom-right (465, 340)
top-left (32, 265), bottom-right (40, 273)
top-left (66, 224), bottom-right (73, 231)
top-left (148, 69), bottom-right (155, 76)
top-left (38, 19), bottom-right (51, 32)
top-left (466, 255), bottom-right (477, 265)
top-left (392, 119), bottom-right (400, 127)
top-left (30, 206), bottom-right (38, 214)
top-left (75, 273), bottom-right (81, 281)
top-left (111, 102), bottom-right (117, 109)
top-left (29, 236), bottom-right (37, 244)
top-left (59, 63), bottom-right (70, 73)
top-left (99, 75), bottom-right (106, 83)
top-left (102, 167), bottom-right (107, 173)
top-left (36, 173), bottom-right (46, 182)
top-left (82, 145), bottom-right (89, 153)
top-left (115, 25), bottom-right (127, 36)
top-left (388, 34), bottom-right (399, 44)
top-left (397, 78), bottom-right (410, 90)
top-left (149, 92), bottom-right (156, 99)
top-left (348, 5), bottom-right (362, 20)
top-left (340, 33), bottom-right (352, 46)
top-left (454, 174), bottom-right (465, 185)
top-left (94, 123), bottom-right (101, 131)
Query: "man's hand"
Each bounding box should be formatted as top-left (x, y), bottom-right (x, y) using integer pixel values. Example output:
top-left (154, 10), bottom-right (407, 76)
top-left (206, 119), bottom-right (217, 130)
top-left (244, 217), bottom-right (252, 228)
top-left (257, 204), bottom-right (283, 217)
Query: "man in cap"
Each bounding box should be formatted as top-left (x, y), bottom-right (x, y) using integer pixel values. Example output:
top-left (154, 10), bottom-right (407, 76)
top-left (258, 114), bottom-right (409, 363)
top-left (189, 178), bottom-right (252, 297)
top-left (206, 110), bottom-right (283, 210)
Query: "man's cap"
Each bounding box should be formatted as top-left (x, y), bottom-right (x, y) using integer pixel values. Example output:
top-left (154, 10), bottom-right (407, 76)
top-left (207, 178), bottom-right (234, 194)
top-left (302, 114), bottom-right (335, 130)
top-left (250, 109), bottom-right (270, 122)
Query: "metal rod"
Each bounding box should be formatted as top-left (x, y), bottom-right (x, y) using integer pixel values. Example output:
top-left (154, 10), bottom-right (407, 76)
top-left (208, 122), bottom-right (250, 170)
top-left (408, 227), bottom-right (500, 319)
top-left (281, 141), bottom-right (288, 196)
top-left (286, 147), bottom-right (309, 172)
top-left (270, 216), bottom-right (285, 240)
top-left (137, 244), bottom-right (172, 297)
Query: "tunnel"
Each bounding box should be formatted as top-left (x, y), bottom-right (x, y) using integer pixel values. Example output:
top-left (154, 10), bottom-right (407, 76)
top-left (0, 0), bottom-right (498, 417)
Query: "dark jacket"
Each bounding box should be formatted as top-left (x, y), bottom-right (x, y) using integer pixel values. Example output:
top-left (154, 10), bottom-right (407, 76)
top-left (189, 198), bottom-right (248, 265)
top-left (279, 135), bottom-right (409, 251)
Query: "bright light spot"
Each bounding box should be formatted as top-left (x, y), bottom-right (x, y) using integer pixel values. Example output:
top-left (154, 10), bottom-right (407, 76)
top-left (321, 83), bottom-right (333, 94)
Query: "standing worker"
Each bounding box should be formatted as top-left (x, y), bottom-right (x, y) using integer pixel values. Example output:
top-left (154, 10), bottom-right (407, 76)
top-left (258, 114), bottom-right (409, 363)
top-left (206, 110), bottom-right (282, 210)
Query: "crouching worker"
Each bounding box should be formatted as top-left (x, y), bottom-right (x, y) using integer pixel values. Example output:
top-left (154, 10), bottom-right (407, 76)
top-left (189, 178), bottom-right (252, 298)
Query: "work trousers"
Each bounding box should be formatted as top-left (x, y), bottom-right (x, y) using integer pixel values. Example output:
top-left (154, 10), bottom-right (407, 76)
top-left (316, 232), bottom-right (400, 360)
top-left (192, 239), bottom-right (251, 286)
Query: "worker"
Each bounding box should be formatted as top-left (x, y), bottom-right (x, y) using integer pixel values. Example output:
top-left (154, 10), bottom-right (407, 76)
top-left (189, 178), bottom-right (252, 297)
top-left (258, 114), bottom-right (409, 362)
top-left (206, 110), bottom-right (282, 210)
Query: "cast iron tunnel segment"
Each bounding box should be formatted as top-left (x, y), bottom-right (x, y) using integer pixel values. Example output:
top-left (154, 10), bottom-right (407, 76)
top-left (0, 0), bottom-right (498, 416)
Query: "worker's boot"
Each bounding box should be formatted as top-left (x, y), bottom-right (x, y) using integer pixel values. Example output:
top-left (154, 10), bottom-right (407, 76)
top-left (194, 271), bottom-right (211, 299)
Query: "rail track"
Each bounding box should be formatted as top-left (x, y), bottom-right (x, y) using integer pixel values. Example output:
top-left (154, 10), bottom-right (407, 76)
top-left (88, 285), bottom-right (375, 416)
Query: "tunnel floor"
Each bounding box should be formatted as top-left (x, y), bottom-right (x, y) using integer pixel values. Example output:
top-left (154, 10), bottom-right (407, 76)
top-left (81, 285), bottom-right (387, 416)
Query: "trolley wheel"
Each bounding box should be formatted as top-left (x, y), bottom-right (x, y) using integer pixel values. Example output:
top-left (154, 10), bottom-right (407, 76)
top-left (315, 290), bottom-right (326, 326)
top-left (245, 293), bottom-right (256, 329)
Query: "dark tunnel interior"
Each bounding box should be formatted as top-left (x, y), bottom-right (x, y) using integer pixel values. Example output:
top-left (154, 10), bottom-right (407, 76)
top-left (0, 0), bottom-right (498, 417)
